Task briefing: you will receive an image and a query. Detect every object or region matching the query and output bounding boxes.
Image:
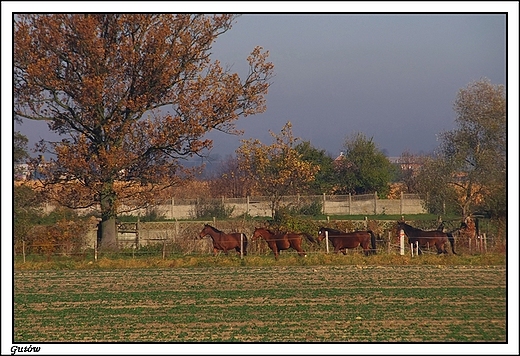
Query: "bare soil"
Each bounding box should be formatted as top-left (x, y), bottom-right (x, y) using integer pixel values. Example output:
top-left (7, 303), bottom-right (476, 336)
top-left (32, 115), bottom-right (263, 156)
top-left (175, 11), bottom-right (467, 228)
top-left (14, 265), bottom-right (506, 343)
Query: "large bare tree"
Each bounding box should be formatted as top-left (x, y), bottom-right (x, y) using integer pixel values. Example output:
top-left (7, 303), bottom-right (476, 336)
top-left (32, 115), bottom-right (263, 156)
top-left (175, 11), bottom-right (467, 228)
top-left (14, 14), bottom-right (274, 250)
top-left (416, 78), bottom-right (506, 219)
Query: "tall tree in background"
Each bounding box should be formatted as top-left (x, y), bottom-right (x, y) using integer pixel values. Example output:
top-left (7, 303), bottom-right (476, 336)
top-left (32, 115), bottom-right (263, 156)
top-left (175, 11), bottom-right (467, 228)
top-left (295, 140), bottom-right (335, 194)
top-left (14, 14), bottom-right (274, 250)
top-left (417, 78), bottom-right (505, 219)
top-left (334, 133), bottom-right (395, 197)
top-left (208, 155), bottom-right (251, 198)
top-left (396, 150), bottom-right (428, 194)
top-left (236, 122), bottom-right (318, 216)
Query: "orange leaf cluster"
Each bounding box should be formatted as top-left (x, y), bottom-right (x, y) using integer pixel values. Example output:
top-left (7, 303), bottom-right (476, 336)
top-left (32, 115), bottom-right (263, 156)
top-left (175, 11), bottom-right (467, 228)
top-left (15, 14), bottom-right (274, 220)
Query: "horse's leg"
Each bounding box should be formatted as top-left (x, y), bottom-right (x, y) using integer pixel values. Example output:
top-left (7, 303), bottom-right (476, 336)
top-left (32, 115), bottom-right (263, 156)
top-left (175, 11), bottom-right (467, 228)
top-left (269, 243), bottom-right (279, 260)
top-left (296, 244), bottom-right (307, 257)
top-left (340, 248), bottom-right (347, 255)
top-left (213, 247), bottom-right (219, 256)
top-left (294, 246), bottom-right (306, 257)
top-left (361, 242), bottom-right (369, 256)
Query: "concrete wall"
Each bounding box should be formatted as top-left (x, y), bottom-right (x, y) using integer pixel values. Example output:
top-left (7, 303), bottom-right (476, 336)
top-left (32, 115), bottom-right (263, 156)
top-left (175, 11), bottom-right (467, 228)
top-left (138, 195), bottom-right (426, 219)
top-left (74, 194), bottom-right (426, 221)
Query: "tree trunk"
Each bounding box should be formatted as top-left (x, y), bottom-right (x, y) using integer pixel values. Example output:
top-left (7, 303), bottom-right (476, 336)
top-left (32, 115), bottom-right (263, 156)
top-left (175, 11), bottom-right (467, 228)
top-left (98, 218), bottom-right (118, 251)
top-left (98, 181), bottom-right (119, 251)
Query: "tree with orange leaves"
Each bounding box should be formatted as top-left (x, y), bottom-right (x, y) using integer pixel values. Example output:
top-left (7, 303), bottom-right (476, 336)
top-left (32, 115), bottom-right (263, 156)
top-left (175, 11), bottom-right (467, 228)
top-left (236, 122), bottom-right (318, 217)
top-left (14, 14), bottom-right (274, 250)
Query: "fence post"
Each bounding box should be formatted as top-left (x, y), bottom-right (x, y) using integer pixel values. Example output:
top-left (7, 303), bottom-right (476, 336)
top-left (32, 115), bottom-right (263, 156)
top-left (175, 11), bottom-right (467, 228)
top-left (483, 233), bottom-right (487, 253)
top-left (94, 239), bottom-right (98, 261)
top-left (411, 243), bottom-right (414, 257)
top-left (400, 191), bottom-right (403, 215)
top-left (136, 217), bottom-right (140, 249)
top-left (240, 233), bottom-right (244, 259)
top-left (325, 230), bottom-right (330, 254)
top-left (246, 195), bottom-right (250, 216)
top-left (23, 240), bottom-right (26, 263)
top-left (387, 231), bottom-right (391, 254)
top-left (400, 229), bottom-right (405, 256)
top-left (162, 240), bottom-right (166, 259)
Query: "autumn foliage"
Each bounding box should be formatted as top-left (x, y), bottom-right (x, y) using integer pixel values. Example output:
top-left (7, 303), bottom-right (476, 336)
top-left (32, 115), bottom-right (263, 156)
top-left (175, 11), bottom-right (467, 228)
top-left (236, 122), bottom-right (318, 216)
top-left (14, 14), bottom-right (274, 249)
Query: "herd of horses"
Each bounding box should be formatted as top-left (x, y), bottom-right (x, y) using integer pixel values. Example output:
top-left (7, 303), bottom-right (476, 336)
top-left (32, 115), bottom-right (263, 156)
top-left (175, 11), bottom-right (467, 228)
top-left (199, 221), bottom-right (467, 259)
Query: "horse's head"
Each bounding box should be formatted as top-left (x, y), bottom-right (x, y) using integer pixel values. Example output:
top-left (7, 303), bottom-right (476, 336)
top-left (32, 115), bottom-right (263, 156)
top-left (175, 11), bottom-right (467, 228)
top-left (251, 227), bottom-right (265, 241)
top-left (317, 227), bottom-right (327, 243)
top-left (199, 224), bottom-right (210, 239)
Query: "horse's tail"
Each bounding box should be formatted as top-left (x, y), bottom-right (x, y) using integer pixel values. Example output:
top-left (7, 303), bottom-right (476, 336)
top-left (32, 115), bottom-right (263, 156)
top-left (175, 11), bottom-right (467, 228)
top-left (302, 233), bottom-right (317, 244)
top-left (241, 234), bottom-right (248, 256)
top-left (447, 233), bottom-right (457, 255)
top-left (368, 230), bottom-right (377, 254)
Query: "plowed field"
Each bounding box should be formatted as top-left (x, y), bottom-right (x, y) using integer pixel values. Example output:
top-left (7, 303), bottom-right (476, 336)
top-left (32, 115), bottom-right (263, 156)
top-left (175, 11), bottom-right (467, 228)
top-left (14, 266), bottom-right (506, 342)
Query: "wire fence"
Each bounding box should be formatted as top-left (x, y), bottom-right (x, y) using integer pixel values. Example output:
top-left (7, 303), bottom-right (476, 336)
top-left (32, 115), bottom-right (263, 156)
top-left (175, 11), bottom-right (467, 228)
top-left (15, 226), bottom-right (502, 262)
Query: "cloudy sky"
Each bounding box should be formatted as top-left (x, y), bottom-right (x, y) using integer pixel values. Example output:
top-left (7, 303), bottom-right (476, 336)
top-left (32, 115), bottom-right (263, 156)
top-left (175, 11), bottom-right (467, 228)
top-left (5, 3), bottom-right (514, 166)
top-left (205, 12), bottom-right (506, 160)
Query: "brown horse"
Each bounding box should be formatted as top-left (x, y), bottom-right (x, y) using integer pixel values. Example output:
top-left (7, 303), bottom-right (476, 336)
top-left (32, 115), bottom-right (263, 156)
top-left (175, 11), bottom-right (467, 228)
top-left (317, 227), bottom-right (377, 255)
top-left (199, 224), bottom-right (247, 256)
top-left (252, 227), bottom-right (317, 260)
top-left (397, 221), bottom-right (456, 255)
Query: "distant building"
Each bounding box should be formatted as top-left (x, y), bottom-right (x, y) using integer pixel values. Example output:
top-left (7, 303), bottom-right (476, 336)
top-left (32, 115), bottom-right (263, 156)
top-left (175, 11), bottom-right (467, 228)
top-left (333, 151), bottom-right (354, 170)
top-left (389, 157), bottom-right (424, 171)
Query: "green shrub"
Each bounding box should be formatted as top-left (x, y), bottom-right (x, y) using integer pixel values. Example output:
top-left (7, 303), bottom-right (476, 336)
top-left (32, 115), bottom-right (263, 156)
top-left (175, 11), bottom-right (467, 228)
top-left (193, 198), bottom-right (234, 219)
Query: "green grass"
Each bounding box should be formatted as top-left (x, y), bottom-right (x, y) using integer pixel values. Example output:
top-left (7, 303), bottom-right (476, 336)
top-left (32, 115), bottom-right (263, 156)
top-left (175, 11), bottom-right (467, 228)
top-left (14, 251), bottom-right (505, 271)
top-left (14, 266), bottom-right (506, 342)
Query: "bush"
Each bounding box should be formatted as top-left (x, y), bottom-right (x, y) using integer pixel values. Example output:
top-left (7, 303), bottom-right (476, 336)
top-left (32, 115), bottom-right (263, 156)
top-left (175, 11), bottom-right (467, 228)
top-left (139, 207), bottom-right (166, 222)
top-left (20, 218), bottom-right (90, 257)
top-left (14, 184), bottom-right (44, 247)
top-left (282, 200), bottom-right (323, 216)
top-left (193, 198), bottom-right (234, 219)
top-left (272, 207), bottom-right (319, 237)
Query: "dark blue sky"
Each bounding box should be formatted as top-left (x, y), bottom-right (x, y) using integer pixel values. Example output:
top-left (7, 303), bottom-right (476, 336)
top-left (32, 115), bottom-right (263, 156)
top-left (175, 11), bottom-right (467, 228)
top-left (204, 13), bottom-right (506, 159)
top-left (11, 12), bottom-right (507, 164)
